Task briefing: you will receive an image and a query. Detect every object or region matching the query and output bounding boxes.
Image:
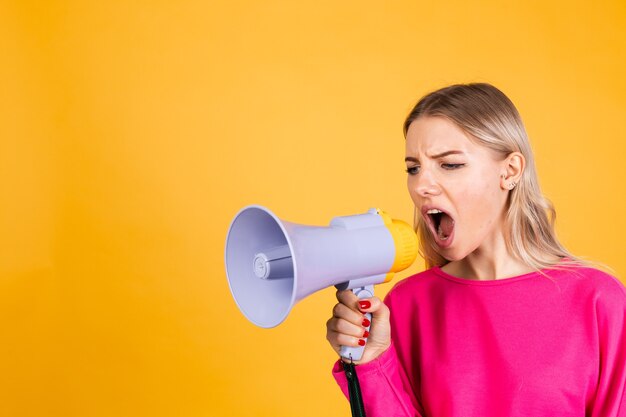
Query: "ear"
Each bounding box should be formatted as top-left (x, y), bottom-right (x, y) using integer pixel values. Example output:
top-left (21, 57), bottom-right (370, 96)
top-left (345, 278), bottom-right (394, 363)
top-left (500, 152), bottom-right (525, 190)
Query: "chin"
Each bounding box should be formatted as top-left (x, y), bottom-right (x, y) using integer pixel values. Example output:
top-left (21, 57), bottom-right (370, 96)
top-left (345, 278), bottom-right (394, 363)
top-left (436, 246), bottom-right (470, 263)
top-left (442, 254), bottom-right (464, 262)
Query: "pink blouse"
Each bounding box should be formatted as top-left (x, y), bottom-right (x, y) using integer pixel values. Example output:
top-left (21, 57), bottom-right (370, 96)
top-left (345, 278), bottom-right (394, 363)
top-left (332, 265), bottom-right (626, 416)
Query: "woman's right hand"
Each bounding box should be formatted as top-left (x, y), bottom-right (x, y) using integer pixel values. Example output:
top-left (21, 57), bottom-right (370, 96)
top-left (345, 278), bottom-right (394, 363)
top-left (326, 289), bottom-right (392, 365)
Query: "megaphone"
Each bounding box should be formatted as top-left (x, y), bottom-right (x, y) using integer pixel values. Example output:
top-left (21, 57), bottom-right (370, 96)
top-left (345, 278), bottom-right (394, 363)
top-left (224, 205), bottom-right (418, 360)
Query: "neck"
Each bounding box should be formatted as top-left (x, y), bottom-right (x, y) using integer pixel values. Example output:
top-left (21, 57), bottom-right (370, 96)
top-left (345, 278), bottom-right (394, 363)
top-left (455, 254), bottom-right (534, 280)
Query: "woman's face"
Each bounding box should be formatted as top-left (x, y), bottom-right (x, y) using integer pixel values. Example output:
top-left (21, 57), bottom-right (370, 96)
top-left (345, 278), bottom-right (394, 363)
top-left (405, 116), bottom-right (511, 261)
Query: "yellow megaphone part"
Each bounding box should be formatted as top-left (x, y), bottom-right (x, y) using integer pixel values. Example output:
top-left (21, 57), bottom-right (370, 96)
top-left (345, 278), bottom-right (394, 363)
top-left (374, 208), bottom-right (419, 283)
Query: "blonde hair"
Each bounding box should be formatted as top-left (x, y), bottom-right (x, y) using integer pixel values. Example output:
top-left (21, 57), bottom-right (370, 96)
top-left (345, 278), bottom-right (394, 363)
top-left (403, 83), bottom-right (607, 275)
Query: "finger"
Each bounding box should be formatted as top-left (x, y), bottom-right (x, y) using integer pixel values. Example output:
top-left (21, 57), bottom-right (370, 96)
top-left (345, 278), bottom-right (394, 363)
top-left (327, 330), bottom-right (364, 349)
top-left (332, 302), bottom-right (368, 326)
top-left (336, 289), bottom-right (359, 310)
top-left (355, 296), bottom-right (390, 321)
top-left (327, 317), bottom-right (369, 339)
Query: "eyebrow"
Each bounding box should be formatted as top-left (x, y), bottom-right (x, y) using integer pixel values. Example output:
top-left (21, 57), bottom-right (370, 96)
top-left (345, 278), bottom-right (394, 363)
top-left (404, 150), bottom-right (465, 162)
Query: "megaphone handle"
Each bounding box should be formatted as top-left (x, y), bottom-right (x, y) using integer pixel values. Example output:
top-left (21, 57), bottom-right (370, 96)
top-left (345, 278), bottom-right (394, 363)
top-left (339, 285), bottom-right (374, 361)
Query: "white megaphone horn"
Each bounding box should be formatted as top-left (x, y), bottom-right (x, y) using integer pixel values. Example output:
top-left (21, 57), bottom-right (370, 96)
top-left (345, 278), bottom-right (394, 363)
top-left (224, 205), bottom-right (418, 361)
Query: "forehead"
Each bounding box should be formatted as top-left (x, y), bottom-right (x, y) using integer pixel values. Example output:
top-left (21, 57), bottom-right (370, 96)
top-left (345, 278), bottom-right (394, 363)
top-left (405, 116), bottom-right (476, 155)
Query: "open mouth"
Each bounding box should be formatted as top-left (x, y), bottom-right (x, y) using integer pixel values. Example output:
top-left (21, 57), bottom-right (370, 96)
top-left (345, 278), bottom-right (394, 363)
top-left (424, 208), bottom-right (455, 244)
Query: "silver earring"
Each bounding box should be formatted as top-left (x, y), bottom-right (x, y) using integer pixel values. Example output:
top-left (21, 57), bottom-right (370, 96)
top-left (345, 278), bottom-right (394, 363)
top-left (508, 182), bottom-right (516, 189)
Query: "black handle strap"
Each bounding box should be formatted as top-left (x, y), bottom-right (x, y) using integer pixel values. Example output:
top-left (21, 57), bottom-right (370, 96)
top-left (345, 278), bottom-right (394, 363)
top-left (343, 357), bottom-right (366, 417)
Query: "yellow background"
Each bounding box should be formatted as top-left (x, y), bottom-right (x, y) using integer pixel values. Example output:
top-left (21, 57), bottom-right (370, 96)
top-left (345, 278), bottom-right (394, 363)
top-left (1, 1), bottom-right (625, 416)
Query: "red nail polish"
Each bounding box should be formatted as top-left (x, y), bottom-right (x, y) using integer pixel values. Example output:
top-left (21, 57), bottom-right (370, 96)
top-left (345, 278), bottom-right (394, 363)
top-left (363, 330), bottom-right (369, 338)
top-left (358, 339), bottom-right (366, 346)
top-left (359, 300), bottom-right (371, 310)
top-left (362, 318), bottom-right (370, 327)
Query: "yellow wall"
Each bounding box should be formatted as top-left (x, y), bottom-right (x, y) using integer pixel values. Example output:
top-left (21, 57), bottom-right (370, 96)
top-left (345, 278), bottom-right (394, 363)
top-left (1, 1), bottom-right (624, 416)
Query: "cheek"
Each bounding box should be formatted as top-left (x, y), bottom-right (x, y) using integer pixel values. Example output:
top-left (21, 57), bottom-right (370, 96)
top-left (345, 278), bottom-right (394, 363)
top-left (407, 178), bottom-right (420, 203)
top-left (457, 181), bottom-right (500, 231)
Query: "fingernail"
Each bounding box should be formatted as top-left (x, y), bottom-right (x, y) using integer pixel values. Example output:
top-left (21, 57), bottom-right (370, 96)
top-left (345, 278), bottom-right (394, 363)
top-left (362, 318), bottom-right (370, 327)
top-left (359, 300), bottom-right (371, 310)
top-left (362, 330), bottom-right (369, 338)
top-left (358, 339), bottom-right (366, 346)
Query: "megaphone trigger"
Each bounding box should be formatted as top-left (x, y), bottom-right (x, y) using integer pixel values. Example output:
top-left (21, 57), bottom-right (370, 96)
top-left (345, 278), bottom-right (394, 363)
top-left (339, 284), bottom-right (374, 361)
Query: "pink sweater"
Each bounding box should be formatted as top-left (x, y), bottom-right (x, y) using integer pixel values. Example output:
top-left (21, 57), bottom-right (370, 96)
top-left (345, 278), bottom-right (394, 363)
top-left (332, 265), bottom-right (626, 416)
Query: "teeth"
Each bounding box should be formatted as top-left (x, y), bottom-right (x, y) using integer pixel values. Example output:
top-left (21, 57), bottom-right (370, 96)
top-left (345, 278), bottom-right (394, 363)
top-left (426, 209), bottom-right (443, 214)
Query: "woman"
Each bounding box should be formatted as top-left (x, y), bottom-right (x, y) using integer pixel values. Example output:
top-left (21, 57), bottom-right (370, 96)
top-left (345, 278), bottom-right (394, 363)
top-left (326, 83), bottom-right (626, 416)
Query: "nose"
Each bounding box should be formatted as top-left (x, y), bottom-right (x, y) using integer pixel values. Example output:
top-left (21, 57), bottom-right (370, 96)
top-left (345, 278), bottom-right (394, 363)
top-left (412, 169), bottom-right (441, 197)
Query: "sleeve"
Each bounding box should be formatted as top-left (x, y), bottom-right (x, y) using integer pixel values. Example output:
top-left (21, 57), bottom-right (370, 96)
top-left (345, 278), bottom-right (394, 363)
top-left (331, 341), bottom-right (423, 417)
top-left (588, 276), bottom-right (626, 417)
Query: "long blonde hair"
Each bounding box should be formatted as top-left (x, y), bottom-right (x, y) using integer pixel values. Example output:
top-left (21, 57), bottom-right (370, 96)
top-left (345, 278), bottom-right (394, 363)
top-left (403, 83), bottom-right (604, 274)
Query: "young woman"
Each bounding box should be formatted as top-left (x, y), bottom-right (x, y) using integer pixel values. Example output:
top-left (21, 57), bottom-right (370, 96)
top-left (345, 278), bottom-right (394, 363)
top-left (326, 83), bottom-right (626, 417)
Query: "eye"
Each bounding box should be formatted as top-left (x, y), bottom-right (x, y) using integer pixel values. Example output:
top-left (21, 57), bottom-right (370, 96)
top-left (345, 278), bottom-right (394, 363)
top-left (442, 163), bottom-right (464, 170)
top-left (405, 166), bottom-right (420, 175)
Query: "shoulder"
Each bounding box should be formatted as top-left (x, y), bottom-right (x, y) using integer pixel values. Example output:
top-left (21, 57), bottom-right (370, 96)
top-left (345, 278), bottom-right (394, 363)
top-left (563, 266), bottom-right (624, 292)
top-left (567, 268), bottom-right (626, 345)
top-left (384, 267), bottom-right (439, 304)
top-left (559, 265), bottom-right (626, 309)
top-left (380, 268), bottom-right (439, 317)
